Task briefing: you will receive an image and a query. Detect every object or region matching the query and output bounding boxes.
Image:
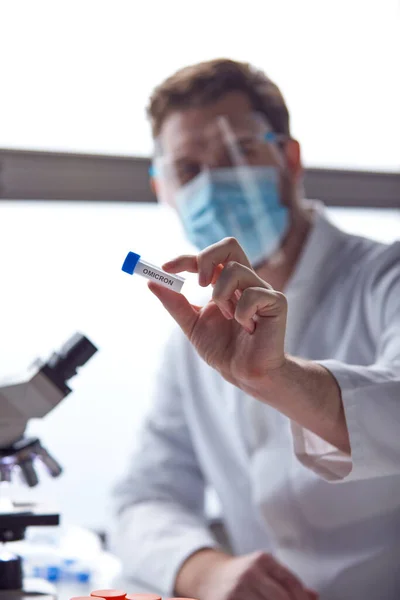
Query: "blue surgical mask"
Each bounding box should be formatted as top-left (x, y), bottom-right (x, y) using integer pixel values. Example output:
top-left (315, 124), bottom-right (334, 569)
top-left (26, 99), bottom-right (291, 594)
top-left (175, 165), bottom-right (289, 265)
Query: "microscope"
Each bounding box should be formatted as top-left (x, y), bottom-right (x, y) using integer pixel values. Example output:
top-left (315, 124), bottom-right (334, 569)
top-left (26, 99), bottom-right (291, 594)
top-left (0, 333), bottom-right (98, 598)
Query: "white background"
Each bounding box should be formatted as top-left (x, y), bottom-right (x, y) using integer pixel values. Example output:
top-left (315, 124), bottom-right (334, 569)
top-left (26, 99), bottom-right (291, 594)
top-left (0, 0), bottom-right (399, 170)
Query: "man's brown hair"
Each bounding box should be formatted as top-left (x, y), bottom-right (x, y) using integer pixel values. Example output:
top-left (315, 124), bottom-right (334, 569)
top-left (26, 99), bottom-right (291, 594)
top-left (147, 58), bottom-right (290, 138)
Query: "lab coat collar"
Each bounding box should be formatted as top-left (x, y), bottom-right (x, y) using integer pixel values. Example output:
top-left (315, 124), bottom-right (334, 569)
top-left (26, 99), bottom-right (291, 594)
top-left (286, 201), bottom-right (346, 293)
top-left (283, 202), bottom-right (347, 355)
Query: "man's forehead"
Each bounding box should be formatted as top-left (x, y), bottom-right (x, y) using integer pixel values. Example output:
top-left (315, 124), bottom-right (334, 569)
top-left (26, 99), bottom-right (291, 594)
top-left (160, 114), bottom-right (207, 157)
top-left (158, 91), bottom-right (257, 156)
top-left (159, 114), bottom-right (266, 160)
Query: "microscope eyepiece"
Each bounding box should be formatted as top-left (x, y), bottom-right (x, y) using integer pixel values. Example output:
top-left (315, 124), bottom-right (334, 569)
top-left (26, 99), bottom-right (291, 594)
top-left (40, 333), bottom-right (98, 395)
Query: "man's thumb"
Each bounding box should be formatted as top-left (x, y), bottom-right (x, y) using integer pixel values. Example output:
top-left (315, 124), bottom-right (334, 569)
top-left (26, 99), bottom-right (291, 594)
top-left (148, 281), bottom-right (198, 337)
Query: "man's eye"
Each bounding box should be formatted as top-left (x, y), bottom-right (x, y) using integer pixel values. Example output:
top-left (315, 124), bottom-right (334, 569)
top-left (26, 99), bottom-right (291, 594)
top-left (238, 142), bottom-right (256, 156)
top-left (177, 164), bottom-right (201, 184)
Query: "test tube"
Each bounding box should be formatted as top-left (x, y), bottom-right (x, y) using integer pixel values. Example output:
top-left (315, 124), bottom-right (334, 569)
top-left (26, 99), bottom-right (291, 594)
top-left (122, 251), bottom-right (185, 293)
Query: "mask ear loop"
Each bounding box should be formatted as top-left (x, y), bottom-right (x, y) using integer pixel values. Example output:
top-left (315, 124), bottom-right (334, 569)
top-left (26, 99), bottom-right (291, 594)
top-left (148, 163), bottom-right (158, 198)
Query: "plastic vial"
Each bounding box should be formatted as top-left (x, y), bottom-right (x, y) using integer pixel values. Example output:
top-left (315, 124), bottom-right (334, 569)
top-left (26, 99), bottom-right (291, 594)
top-left (122, 251), bottom-right (185, 293)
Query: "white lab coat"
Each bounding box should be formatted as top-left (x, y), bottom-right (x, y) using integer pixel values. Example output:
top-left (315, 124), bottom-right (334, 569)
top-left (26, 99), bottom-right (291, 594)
top-left (113, 206), bottom-right (400, 600)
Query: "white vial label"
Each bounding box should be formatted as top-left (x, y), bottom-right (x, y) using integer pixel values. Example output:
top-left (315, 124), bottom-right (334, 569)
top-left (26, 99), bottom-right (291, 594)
top-left (135, 260), bottom-right (185, 293)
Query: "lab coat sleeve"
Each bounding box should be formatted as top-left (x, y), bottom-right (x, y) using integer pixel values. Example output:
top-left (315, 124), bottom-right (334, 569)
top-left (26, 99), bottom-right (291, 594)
top-left (292, 252), bottom-right (400, 483)
top-left (111, 333), bottom-right (218, 595)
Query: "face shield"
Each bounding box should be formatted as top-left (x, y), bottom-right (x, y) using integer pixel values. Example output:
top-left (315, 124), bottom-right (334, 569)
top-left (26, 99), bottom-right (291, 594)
top-left (152, 113), bottom-right (290, 265)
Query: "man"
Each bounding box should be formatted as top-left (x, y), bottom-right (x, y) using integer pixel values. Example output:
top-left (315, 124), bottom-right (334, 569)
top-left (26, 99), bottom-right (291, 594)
top-left (113, 59), bottom-right (400, 600)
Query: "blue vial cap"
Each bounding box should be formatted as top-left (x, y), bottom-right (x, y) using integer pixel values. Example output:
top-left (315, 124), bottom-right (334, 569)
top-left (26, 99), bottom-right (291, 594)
top-left (76, 570), bottom-right (91, 582)
top-left (122, 251), bottom-right (141, 275)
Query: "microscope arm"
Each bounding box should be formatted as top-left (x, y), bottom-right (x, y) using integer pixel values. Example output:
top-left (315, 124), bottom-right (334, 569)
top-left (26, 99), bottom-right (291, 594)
top-left (0, 371), bottom-right (67, 448)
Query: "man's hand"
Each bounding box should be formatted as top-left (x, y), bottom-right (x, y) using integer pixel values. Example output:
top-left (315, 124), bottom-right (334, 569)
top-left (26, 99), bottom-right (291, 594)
top-left (150, 237), bottom-right (288, 389)
top-left (175, 549), bottom-right (318, 600)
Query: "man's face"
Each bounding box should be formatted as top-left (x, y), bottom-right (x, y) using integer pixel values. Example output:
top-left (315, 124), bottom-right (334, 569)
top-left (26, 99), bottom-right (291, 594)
top-left (155, 91), bottom-right (299, 209)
